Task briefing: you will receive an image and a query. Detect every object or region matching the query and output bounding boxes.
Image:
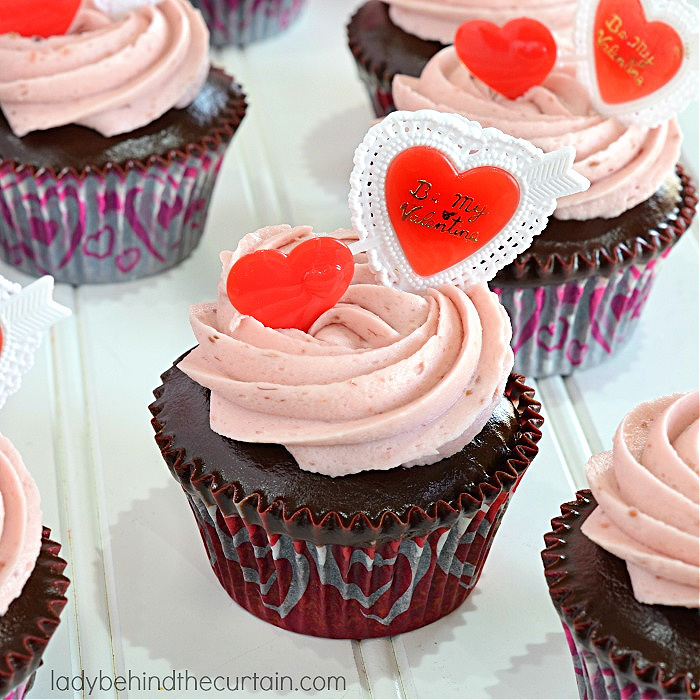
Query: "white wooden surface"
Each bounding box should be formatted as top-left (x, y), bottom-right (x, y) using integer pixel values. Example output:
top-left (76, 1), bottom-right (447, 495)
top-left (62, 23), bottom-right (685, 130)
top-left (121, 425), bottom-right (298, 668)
top-left (2, 1), bottom-right (697, 698)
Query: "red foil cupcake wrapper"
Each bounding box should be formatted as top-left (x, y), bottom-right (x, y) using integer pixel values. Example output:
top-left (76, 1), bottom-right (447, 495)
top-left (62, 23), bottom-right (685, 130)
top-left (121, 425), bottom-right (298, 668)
top-left (192, 0), bottom-right (307, 46)
top-left (185, 484), bottom-right (519, 638)
top-left (0, 70), bottom-right (246, 285)
top-left (0, 528), bottom-right (70, 698)
top-left (542, 492), bottom-right (700, 699)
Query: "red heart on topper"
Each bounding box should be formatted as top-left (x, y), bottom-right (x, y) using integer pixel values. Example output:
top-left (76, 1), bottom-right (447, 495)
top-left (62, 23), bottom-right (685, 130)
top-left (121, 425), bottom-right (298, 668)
top-left (226, 237), bottom-right (355, 332)
top-left (0, 0), bottom-right (81, 37)
top-left (455, 18), bottom-right (557, 100)
top-left (385, 146), bottom-right (520, 278)
top-left (593, 0), bottom-right (683, 104)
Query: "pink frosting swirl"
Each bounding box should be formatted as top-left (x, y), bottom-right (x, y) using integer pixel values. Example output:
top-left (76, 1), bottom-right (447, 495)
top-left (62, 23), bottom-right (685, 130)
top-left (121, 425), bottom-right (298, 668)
top-left (0, 0), bottom-right (209, 137)
top-left (0, 435), bottom-right (42, 616)
top-left (386, 0), bottom-right (576, 48)
top-left (581, 392), bottom-right (700, 608)
top-left (177, 225), bottom-right (514, 477)
top-left (392, 49), bottom-right (681, 220)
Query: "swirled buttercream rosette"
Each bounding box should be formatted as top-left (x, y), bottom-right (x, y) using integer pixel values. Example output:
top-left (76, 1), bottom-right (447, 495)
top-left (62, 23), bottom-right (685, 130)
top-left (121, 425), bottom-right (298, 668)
top-left (543, 392), bottom-right (699, 699)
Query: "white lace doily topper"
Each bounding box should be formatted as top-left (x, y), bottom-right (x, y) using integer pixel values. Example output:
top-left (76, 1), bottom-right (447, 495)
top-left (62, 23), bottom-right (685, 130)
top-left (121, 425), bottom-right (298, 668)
top-left (0, 275), bottom-right (71, 410)
top-left (348, 110), bottom-right (589, 293)
top-left (574, 0), bottom-right (699, 126)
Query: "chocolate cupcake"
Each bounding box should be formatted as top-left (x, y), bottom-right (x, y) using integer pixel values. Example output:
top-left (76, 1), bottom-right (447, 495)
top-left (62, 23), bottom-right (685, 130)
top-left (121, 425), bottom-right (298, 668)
top-left (0, 0), bottom-right (246, 284)
top-left (0, 436), bottom-right (69, 699)
top-left (150, 224), bottom-right (543, 638)
top-left (347, 0), bottom-right (577, 117)
top-left (392, 49), bottom-right (698, 376)
top-left (190, 0), bottom-right (307, 46)
top-left (542, 392), bottom-right (699, 699)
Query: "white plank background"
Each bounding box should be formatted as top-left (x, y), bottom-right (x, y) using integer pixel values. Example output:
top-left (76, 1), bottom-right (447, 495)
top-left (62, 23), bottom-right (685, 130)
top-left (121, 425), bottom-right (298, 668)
top-left (1, 1), bottom-right (697, 698)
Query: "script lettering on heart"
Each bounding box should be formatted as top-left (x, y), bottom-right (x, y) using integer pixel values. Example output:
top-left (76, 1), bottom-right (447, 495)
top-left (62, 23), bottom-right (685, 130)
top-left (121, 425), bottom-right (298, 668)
top-left (348, 110), bottom-right (589, 293)
top-left (575, 0), bottom-right (699, 125)
top-left (386, 148), bottom-right (520, 277)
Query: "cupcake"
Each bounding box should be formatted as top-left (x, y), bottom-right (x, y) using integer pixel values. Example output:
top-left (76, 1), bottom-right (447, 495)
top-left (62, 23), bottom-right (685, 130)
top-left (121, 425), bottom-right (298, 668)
top-left (0, 0), bottom-right (247, 285)
top-left (347, 0), bottom-right (577, 117)
top-left (392, 46), bottom-right (698, 376)
top-left (0, 435), bottom-right (69, 700)
top-left (542, 391), bottom-right (699, 698)
top-left (150, 223), bottom-right (543, 638)
top-left (189, 0), bottom-right (307, 47)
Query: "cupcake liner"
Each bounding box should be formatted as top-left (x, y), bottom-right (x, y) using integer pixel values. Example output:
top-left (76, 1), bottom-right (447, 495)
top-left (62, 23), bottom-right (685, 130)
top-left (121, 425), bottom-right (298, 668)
top-left (493, 258), bottom-right (658, 377)
top-left (153, 374), bottom-right (542, 638)
top-left (192, 0), bottom-right (306, 46)
top-left (493, 167), bottom-right (697, 377)
top-left (0, 70), bottom-right (246, 285)
top-left (184, 485), bottom-right (516, 638)
top-left (0, 528), bottom-right (70, 698)
top-left (542, 492), bottom-right (700, 699)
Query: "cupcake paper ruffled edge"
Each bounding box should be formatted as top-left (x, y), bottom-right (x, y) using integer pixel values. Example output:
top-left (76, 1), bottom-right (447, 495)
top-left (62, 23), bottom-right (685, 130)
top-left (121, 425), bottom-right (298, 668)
top-left (542, 491), bottom-right (700, 699)
top-left (494, 166), bottom-right (698, 286)
top-left (0, 528), bottom-right (70, 698)
top-left (150, 372), bottom-right (543, 545)
top-left (0, 67), bottom-right (247, 181)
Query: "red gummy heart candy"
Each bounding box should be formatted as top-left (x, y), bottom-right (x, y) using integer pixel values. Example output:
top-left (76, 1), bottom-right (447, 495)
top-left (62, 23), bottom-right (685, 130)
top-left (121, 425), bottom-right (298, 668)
top-left (226, 237), bottom-right (355, 332)
top-left (0, 0), bottom-right (81, 38)
top-left (455, 18), bottom-right (557, 100)
top-left (593, 0), bottom-right (683, 104)
top-left (385, 146), bottom-right (520, 277)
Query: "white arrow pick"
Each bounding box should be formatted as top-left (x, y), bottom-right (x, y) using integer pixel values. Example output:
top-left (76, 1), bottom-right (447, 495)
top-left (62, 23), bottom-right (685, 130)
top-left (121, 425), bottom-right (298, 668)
top-left (523, 147), bottom-right (591, 202)
top-left (0, 276), bottom-right (71, 411)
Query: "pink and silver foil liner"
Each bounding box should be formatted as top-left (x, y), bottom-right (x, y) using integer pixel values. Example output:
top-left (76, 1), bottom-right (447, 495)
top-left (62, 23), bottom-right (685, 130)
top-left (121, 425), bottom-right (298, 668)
top-left (183, 485), bottom-right (518, 638)
top-left (191, 0), bottom-right (306, 46)
top-left (0, 146), bottom-right (228, 285)
top-left (561, 623), bottom-right (666, 700)
top-left (493, 257), bottom-right (663, 378)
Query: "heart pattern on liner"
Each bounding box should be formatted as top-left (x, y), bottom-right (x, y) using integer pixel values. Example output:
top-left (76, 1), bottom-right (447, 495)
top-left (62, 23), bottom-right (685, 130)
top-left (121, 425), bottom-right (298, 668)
top-left (455, 18), bottom-right (557, 99)
top-left (385, 147), bottom-right (520, 277)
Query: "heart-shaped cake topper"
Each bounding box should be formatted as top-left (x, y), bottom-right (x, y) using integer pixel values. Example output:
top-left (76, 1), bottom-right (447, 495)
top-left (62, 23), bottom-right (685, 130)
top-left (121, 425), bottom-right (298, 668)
top-left (0, 275), bottom-right (71, 411)
top-left (0, 0), bottom-right (81, 37)
top-left (226, 237), bottom-right (355, 332)
top-left (455, 18), bottom-right (557, 99)
top-left (575, 0), bottom-right (699, 125)
top-left (349, 110), bottom-right (590, 293)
